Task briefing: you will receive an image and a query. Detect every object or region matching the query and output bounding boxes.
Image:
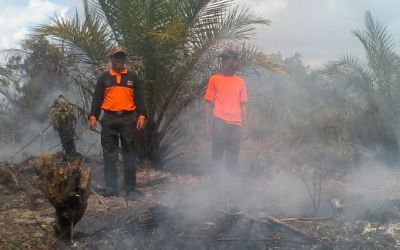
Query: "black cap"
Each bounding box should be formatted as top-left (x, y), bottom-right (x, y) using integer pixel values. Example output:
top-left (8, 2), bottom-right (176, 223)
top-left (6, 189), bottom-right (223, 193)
top-left (219, 49), bottom-right (239, 59)
top-left (111, 46), bottom-right (127, 57)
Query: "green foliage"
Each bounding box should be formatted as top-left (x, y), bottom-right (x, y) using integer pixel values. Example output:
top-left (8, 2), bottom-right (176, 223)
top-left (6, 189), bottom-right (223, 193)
top-left (0, 67), bottom-right (14, 109)
top-left (34, 0), bottom-right (281, 165)
top-left (322, 12), bottom-right (400, 164)
top-left (0, 38), bottom-right (73, 142)
top-left (0, 67), bottom-right (12, 88)
top-left (35, 1), bottom-right (114, 65)
top-left (5, 38), bottom-right (72, 118)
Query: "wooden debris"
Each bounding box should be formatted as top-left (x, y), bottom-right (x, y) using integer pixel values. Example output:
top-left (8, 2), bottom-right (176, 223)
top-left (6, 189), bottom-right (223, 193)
top-left (262, 216), bottom-right (323, 243)
top-left (90, 188), bottom-right (109, 209)
top-left (216, 235), bottom-right (279, 242)
top-left (280, 217), bottom-right (334, 222)
top-left (32, 154), bottom-right (91, 241)
top-left (0, 164), bottom-right (19, 188)
top-left (217, 208), bottom-right (332, 248)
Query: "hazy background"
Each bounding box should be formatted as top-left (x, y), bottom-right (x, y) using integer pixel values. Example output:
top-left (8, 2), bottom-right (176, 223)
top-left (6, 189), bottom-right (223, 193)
top-left (1, 3), bottom-right (400, 246)
top-left (1, 0), bottom-right (400, 67)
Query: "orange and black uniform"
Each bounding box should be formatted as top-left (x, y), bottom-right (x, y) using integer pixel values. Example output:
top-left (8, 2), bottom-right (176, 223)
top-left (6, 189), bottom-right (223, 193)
top-left (89, 67), bottom-right (145, 192)
top-left (204, 73), bottom-right (248, 166)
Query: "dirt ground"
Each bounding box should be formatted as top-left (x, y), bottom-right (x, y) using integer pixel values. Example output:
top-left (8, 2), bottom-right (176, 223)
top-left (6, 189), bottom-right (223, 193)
top-left (0, 158), bottom-right (206, 249)
top-left (1, 155), bottom-right (400, 249)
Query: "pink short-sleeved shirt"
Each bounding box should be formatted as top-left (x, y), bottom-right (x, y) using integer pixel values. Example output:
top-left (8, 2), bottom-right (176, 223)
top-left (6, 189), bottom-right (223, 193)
top-left (204, 74), bottom-right (248, 125)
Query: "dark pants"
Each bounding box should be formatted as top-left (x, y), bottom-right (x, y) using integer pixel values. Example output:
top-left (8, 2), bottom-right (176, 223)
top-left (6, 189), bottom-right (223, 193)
top-left (212, 117), bottom-right (242, 168)
top-left (100, 112), bottom-right (137, 192)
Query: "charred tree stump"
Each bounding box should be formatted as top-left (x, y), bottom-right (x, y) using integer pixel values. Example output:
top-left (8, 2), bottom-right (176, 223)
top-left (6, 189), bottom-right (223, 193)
top-left (51, 95), bottom-right (78, 161)
top-left (33, 154), bottom-right (91, 241)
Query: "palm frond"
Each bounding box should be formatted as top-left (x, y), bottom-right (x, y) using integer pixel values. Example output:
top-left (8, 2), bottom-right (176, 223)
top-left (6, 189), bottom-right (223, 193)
top-left (352, 11), bottom-right (398, 85)
top-left (323, 54), bottom-right (372, 92)
top-left (187, 3), bottom-right (270, 54)
top-left (220, 5), bottom-right (270, 40)
top-left (235, 44), bottom-right (287, 74)
top-left (34, 3), bottom-right (114, 66)
top-left (0, 67), bottom-right (13, 87)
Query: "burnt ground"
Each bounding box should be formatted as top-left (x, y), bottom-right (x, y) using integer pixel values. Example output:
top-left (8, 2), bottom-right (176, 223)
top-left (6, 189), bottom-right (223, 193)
top-left (1, 155), bottom-right (400, 250)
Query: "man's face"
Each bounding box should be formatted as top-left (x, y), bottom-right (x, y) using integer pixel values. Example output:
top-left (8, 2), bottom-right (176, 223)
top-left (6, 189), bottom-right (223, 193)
top-left (111, 52), bottom-right (127, 71)
top-left (221, 57), bottom-right (239, 72)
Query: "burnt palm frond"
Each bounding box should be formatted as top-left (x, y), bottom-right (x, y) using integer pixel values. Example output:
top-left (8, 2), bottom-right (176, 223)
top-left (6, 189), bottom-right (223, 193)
top-left (50, 95), bottom-right (77, 131)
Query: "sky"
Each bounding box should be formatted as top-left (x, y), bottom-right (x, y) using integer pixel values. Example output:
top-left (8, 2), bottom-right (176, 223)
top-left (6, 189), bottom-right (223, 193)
top-left (0, 0), bottom-right (400, 67)
top-left (0, 0), bottom-right (80, 50)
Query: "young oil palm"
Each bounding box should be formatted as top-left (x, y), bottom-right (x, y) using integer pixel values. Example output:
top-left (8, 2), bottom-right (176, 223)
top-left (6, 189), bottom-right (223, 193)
top-left (34, 0), bottom-right (282, 165)
top-left (324, 12), bottom-right (400, 164)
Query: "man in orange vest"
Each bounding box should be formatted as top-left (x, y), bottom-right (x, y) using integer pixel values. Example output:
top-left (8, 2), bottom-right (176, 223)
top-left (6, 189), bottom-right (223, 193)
top-left (88, 46), bottom-right (146, 197)
top-left (204, 49), bottom-right (248, 170)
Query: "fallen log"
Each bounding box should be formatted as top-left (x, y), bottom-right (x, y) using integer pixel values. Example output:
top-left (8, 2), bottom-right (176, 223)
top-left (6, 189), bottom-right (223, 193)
top-left (262, 216), bottom-right (323, 243)
top-left (217, 209), bottom-right (332, 248)
top-left (216, 235), bottom-right (280, 242)
top-left (280, 217), bottom-right (333, 222)
top-left (33, 153), bottom-right (91, 241)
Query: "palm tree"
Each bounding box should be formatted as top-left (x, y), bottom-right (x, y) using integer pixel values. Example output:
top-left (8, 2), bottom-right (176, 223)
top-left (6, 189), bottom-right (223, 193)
top-left (34, 0), bottom-right (282, 165)
top-left (0, 66), bottom-right (15, 105)
top-left (324, 11), bottom-right (400, 164)
top-left (0, 67), bottom-right (11, 86)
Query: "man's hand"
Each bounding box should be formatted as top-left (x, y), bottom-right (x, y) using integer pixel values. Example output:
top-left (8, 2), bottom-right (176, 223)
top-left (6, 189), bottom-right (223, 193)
top-left (136, 115), bottom-right (146, 130)
top-left (89, 117), bottom-right (97, 131)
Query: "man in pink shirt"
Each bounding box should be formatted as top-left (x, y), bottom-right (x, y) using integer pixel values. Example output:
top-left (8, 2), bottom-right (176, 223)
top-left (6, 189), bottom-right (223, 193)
top-left (204, 49), bottom-right (248, 168)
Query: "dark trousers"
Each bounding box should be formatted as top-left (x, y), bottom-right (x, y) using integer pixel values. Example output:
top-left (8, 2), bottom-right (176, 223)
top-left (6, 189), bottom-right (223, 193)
top-left (100, 112), bottom-right (137, 191)
top-left (212, 117), bottom-right (242, 168)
